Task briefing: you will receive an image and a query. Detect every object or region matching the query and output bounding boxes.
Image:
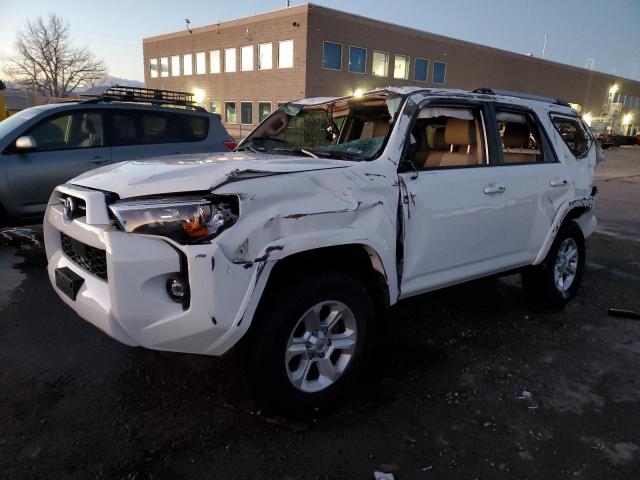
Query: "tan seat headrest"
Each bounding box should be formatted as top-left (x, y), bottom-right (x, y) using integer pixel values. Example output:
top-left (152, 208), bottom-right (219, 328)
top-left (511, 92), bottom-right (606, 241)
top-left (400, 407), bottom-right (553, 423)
top-left (503, 122), bottom-right (529, 149)
top-left (445, 118), bottom-right (475, 146)
top-left (433, 128), bottom-right (447, 149)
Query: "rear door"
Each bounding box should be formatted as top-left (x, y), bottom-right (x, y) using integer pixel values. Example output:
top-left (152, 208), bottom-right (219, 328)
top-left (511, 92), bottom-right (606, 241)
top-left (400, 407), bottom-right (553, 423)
top-left (109, 109), bottom-right (212, 162)
top-left (489, 104), bottom-right (572, 264)
top-left (5, 108), bottom-right (111, 217)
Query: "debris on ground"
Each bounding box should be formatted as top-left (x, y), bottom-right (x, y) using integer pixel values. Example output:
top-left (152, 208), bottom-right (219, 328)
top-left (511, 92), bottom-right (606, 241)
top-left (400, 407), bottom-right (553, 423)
top-left (608, 308), bottom-right (640, 320)
top-left (0, 227), bottom-right (43, 249)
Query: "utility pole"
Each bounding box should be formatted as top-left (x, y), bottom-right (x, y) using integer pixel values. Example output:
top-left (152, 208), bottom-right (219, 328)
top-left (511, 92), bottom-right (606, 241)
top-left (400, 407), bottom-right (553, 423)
top-left (584, 58), bottom-right (595, 114)
top-left (285, 0), bottom-right (290, 7)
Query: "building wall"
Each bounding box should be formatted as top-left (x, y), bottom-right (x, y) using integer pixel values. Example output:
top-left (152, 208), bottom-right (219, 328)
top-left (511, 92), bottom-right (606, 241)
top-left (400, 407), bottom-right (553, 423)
top-left (305, 4), bottom-right (640, 123)
top-left (143, 5), bottom-right (310, 138)
top-left (144, 3), bottom-right (640, 137)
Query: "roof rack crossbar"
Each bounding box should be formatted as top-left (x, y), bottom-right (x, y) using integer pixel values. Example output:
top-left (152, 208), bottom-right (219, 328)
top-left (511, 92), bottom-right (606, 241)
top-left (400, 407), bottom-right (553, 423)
top-left (472, 88), bottom-right (571, 108)
top-left (80, 85), bottom-right (205, 111)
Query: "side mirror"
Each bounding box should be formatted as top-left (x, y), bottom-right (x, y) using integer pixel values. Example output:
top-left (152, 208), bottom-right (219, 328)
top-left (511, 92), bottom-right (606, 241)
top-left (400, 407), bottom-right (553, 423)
top-left (15, 135), bottom-right (37, 152)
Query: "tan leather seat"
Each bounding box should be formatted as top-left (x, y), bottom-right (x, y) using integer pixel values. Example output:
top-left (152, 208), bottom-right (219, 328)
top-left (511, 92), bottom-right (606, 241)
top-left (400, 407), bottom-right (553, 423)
top-left (423, 128), bottom-right (447, 168)
top-left (438, 118), bottom-right (478, 167)
top-left (502, 122), bottom-right (538, 163)
top-left (361, 120), bottom-right (389, 139)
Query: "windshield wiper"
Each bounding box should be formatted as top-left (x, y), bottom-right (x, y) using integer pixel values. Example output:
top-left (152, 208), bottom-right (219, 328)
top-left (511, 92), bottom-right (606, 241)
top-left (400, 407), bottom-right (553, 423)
top-left (271, 146), bottom-right (319, 158)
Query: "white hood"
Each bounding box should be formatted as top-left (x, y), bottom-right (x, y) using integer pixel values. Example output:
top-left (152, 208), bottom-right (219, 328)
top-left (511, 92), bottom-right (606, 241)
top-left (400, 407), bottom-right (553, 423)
top-left (70, 152), bottom-right (350, 199)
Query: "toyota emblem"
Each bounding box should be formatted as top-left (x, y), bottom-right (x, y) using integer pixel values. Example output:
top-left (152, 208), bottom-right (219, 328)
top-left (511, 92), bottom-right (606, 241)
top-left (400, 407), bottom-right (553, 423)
top-left (63, 196), bottom-right (76, 221)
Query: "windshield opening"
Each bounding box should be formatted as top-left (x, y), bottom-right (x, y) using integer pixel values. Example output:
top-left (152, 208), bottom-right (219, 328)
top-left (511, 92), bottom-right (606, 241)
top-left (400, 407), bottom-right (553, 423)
top-left (237, 93), bottom-right (403, 161)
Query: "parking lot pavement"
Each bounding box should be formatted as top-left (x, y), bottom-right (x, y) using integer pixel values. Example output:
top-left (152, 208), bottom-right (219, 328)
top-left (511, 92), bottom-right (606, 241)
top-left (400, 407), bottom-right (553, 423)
top-left (1, 148), bottom-right (639, 480)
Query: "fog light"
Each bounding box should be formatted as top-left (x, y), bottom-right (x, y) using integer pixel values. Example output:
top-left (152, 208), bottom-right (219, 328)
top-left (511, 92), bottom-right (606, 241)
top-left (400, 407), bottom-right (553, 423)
top-left (166, 276), bottom-right (189, 303)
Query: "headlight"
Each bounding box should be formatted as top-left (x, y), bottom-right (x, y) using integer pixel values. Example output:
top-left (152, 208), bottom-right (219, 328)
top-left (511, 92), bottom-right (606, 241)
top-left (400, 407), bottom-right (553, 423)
top-left (109, 195), bottom-right (239, 244)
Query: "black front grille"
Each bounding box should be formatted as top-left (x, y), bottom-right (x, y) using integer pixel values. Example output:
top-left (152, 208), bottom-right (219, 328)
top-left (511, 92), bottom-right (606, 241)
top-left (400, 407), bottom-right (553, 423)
top-left (60, 233), bottom-right (108, 280)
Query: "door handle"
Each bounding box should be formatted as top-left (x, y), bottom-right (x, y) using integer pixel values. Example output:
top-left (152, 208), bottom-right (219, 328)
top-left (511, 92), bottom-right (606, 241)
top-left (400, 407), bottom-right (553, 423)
top-left (550, 177), bottom-right (569, 187)
top-left (483, 184), bottom-right (506, 194)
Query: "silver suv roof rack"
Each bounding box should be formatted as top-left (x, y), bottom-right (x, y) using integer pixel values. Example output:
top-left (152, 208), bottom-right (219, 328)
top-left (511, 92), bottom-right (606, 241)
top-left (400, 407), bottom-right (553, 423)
top-left (80, 85), bottom-right (206, 112)
top-left (472, 88), bottom-right (571, 108)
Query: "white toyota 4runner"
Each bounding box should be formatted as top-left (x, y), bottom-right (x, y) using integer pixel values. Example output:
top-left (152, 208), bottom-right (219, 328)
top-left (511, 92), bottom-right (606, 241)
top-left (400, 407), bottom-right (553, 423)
top-left (44, 87), bottom-right (599, 414)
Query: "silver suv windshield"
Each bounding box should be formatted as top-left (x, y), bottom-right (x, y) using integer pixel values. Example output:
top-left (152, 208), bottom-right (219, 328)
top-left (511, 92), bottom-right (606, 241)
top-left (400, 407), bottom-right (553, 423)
top-left (238, 93), bottom-right (404, 161)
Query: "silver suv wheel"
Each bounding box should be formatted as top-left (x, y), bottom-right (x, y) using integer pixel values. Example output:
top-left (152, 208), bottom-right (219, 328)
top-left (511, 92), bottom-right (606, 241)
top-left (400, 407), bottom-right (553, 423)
top-left (285, 300), bottom-right (357, 393)
top-left (554, 238), bottom-right (579, 295)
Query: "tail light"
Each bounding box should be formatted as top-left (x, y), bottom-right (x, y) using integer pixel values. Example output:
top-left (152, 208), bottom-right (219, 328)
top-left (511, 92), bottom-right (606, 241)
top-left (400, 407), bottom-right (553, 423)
top-left (223, 140), bottom-right (237, 150)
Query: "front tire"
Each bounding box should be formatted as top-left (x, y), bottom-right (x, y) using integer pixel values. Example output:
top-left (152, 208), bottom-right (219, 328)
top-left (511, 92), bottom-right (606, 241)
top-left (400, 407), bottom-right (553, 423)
top-left (522, 220), bottom-right (585, 308)
top-left (245, 271), bottom-right (375, 417)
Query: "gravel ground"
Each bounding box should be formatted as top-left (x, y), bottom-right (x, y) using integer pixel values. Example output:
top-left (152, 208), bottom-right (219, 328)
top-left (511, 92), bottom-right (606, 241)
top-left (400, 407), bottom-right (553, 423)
top-left (1, 147), bottom-right (639, 479)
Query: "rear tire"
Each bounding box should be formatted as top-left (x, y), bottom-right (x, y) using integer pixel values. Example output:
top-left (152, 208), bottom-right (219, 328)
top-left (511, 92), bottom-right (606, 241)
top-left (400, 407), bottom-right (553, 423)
top-left (522, 220), bottom-right (585, 309)
top-left (245, 271), bottom-right (375, 417)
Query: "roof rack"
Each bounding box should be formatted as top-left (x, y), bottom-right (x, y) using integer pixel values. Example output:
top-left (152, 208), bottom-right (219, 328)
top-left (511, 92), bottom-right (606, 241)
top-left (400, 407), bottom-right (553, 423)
top-left (472, 88), bottom-right (571, 108)
top-left (80, 85), bottom-right (206, 111)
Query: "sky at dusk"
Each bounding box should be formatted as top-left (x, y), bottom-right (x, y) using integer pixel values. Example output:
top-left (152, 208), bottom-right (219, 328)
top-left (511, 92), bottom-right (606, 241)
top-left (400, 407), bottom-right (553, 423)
top-left (0, 0), bottom-right (638, 83)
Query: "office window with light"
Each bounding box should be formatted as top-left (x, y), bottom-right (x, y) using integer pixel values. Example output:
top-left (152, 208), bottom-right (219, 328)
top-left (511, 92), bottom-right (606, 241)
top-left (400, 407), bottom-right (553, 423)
top-left (258, 43), bottom-right (272, 70)
top-left (183, 54), bottom-right (193, 75)
top-left (225, 48), bottom-right (237, 73)
top-left (210, 50), bottom-right (221, 73)
top-left (393, 54), bottom-right (409, 80)
top-left (372, 51), bottom-right (388, 77)
top-left (195, 52), bottom-right (206, 74)
top-left (241, 46), bottom-right (254, 71)
top-left (278, 40), bottom-right (294, 68)
top-left (171, 55), bottom-right (180, 76)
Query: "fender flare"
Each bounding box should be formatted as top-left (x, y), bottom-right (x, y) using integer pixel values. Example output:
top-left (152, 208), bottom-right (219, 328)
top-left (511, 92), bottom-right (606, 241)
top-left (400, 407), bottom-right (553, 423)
top-left (532, 196), bottom-right (596, 265)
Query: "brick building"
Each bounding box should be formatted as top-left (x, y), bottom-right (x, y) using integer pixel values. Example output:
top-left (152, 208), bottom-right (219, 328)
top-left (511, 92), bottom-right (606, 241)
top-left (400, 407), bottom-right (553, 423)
top-left (143, 3), bottom-right (640, 138)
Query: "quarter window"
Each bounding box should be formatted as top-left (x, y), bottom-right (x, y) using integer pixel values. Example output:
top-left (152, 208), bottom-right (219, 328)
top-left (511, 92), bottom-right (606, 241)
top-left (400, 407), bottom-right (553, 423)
top-left (433, 62), bottom-right (446, 84)
top-left (372, 51), bottom-right (388, 77)
top-left (149, 58), bottom-right (158, 78)
top-left (195, 52), bottom-right (206, 74)
top-left (495, 110), bottom-right (544, 164)
top-left (209, 101), bottom-right (220, 114)
top-left (258, 102), bottom-right (272, 122)
top-left (225, 102), bottom-right (237, 123)
top-left (258, 43), bottom-right (272, 70)
top-left (278, 40), bottom-right (294, 68)
top-left (550, 114), bottom-right (592, 158)
top-left (224, 48), bottom-right (236, 73)
top-left (241, 46), bottom-right (254, 71)
top-left (393, 54), bottom-right (410, 80)
top-left (183, 54), bottom-right (193, 75)
top-left (414, 58), bottom-right (428, 82)
top-left (323, 41), bottom-right (342, 70)
top-left (160, 57), bottom-right (169, 77)
top-left (348, 46), bottom-right (366, 74)
top-left (210, 50), bottom-right (221, 73)
top-left (240, 102), bottom-right (253, 125)
top-left (171, 55), bottom-right (181, 76)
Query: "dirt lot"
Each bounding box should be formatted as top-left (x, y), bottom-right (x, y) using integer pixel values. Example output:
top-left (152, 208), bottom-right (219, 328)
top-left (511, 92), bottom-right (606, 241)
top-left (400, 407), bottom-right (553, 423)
top-left (1, 148), bottom-right (639, 479)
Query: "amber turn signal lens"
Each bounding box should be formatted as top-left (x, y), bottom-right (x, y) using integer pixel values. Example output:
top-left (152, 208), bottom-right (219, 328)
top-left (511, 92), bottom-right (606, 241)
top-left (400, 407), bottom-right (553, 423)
top-left (181, 218), bottom-right (209, 238)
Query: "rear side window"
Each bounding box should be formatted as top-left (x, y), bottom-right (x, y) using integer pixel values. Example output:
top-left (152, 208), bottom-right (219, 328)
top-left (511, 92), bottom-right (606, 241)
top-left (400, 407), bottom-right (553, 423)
top-left (550, 114), bottom-right (592, 158)
top-left (495, 110), bottom-right (544, 164)
top-left (110, 111), bottom-right (208, 146)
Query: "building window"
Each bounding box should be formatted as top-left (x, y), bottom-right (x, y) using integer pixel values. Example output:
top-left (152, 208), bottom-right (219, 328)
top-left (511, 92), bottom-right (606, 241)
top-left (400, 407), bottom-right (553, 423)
top-left (149, 58), bottom-right (158, 78)
top-left (240, 102), bottom-right (253, 125)
top-left (171, 55), bottom-right (181, 76)
top-left (322, 41), bottom-right (342, 70)
top-left (258, 102), bottom-right (272, 122)
top-left (241, 45), bottom-right (254, 71)
top-left (225, 48), bottom-right (236, 73)
top-left (160, 57), bottom-right (169, 77)
top-left (210, 101), bottom-right (220, 114)
top-left (183, 54), bottom-right (193, 75)
top-left (258, 43), bottom-right (272, 70)
top-left (393, 54), bottom-right (409, 80)
top-left (195, 52), bottom-right (206, 74)
top-left (433, 61), bottom-right (446, 84)
top-left (225, 102), bottom-right (236, 123)
top-left (278, 40), bottom-right (294, 68)
top-left (348, 46), bottom-right (366, 74)
top-left (210, 50), bottom-right (221, 74)
top-left (372, 51), bottom-right (388, 77)
top-left (414, 58), bottom-right (428, 82)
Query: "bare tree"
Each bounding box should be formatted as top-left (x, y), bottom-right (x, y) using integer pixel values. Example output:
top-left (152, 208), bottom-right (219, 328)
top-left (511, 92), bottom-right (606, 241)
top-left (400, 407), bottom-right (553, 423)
top-left (4, 14), bottom-right (107, 97)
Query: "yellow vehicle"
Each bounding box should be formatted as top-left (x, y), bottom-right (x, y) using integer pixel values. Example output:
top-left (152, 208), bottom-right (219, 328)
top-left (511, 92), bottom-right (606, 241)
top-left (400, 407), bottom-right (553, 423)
top-left (0, 90), bottom-right (10, 121)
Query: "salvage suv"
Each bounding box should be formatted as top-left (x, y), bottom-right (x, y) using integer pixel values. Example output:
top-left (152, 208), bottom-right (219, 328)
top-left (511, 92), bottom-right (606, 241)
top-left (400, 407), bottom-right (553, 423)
top-left (44, 87), bottom-right (598, 414)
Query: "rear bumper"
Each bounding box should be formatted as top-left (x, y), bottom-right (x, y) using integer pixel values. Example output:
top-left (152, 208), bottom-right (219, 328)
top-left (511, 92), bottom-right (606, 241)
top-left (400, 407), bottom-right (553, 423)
top-left (44, 186), bottom-right (260, 356)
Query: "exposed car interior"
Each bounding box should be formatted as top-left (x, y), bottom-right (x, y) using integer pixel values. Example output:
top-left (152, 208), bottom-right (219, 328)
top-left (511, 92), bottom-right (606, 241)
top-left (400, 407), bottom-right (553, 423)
top-left (409, 107), bottom-right (485, 169)
top-left (495, 111), bottom-right (543, 163)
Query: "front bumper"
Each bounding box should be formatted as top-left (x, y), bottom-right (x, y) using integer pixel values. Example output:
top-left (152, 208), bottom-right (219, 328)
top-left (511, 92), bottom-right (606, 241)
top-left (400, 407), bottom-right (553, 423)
top-left (44, 185), bottom-right (259, 356)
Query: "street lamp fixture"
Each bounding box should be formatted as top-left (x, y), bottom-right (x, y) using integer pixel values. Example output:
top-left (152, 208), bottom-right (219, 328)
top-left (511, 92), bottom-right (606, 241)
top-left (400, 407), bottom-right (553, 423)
top-left (622, 112), bottom-right (633, 125)
top-left (609, 84), bottom-right (619, 95)
top-left (193, 88), bottom-right (205, 105)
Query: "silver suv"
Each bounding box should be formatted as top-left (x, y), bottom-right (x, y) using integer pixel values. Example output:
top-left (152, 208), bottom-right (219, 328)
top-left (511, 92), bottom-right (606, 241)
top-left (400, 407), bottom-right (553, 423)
top-left (0, 86), bottom-right (233, 225)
